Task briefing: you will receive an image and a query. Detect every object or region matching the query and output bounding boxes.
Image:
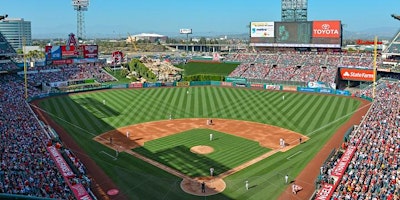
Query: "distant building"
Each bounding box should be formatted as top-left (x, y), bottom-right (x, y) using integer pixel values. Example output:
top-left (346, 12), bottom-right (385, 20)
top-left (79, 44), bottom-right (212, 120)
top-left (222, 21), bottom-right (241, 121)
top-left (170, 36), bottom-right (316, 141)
top-left (126, 33), bottom-right (168, 43)
top-left (0, 18), bottom-right (31, 50)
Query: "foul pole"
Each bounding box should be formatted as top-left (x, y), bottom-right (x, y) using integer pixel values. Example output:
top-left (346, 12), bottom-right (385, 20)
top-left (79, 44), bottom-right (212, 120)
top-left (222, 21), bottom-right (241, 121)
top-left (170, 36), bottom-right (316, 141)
top-left (23, 37), bottom-right (28, 100)
top-left (372, 36), bottom-right (378, 99)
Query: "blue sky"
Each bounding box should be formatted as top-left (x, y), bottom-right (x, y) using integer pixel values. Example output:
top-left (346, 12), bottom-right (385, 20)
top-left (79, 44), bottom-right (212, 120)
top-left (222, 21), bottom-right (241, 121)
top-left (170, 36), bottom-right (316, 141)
top-left (1, 0), bottom-right (399, 38)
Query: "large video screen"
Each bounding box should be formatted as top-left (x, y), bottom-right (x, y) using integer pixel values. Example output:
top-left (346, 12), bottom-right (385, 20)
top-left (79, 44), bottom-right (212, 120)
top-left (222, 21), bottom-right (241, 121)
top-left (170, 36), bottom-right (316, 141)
top-left (275, 22), bottom-right (311, 44)
top-left (250, 20), bottom-right (341, 48)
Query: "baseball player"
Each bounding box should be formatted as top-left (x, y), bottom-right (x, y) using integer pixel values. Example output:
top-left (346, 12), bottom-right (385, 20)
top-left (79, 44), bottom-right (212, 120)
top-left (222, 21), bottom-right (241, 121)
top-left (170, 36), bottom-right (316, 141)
top-left (245, 180), bottom-right (249, 190)
top-left (285, 174), bottom-right (289, 184)
top-left (210, 133), bottom-right (213, 141)
top-left (210, 167), bottom-right (214, 176)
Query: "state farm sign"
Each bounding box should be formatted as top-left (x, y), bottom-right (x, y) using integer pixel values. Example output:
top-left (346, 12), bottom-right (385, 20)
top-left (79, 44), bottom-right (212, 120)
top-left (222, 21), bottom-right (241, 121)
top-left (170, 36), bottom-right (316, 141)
top-left (340, 68), bottom-right (374, 81)
top-left (313, 21), bottom-right (341, 38)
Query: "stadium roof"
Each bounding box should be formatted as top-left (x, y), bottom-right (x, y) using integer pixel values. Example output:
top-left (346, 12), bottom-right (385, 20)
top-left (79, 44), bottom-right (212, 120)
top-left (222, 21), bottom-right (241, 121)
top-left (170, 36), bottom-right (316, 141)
top-left (132, 33), bottom-right (166, 37)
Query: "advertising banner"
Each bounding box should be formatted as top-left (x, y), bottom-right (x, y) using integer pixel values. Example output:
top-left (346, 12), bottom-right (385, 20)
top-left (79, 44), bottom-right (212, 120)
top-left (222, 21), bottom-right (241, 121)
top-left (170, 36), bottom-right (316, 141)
top-left (335, 90), bottom-right (351, 96)
top-left (179, 29), bottom-right (192, 34)
top-left (225, 77), bottom-right (247, 83)
top-left (265, 85), bottom-right (281, 90)
top-left (221, 81), bottom-right (232, 87)
top-left (45, 46), bottom-right (62, 60)
top-left (340, 68), bottom-right (374, 81)
top-left (251, 83), bottom-right (264, 88)
top-left (331, 145), bottom-right (357, 177)
top-left (61, 45), bottom-right (79, 57)
top-left (314, 184), bottom-right (335, 200)
top-left (234, 82), bottom-right (247, 87)
top-left (144, 82), bottom-right (161, 88)
top-left (161, 82), bottom-right (174, 87)
top-left (129, 83), bottom-right (143, 88)
top-left (82, 45), bottom-right (98, 58)
top-left (52, 59), bottom-right (74, 65)
top-left (176, 81), bottom-right (190, 87)
top-left (250, 22), bottom-right (274, 37)
top-left (70, 183), bottom-right (92, 200)
top-left (282, 85), bottom-right (297, 91)
top-left (318, 88), bottom-right (333, 94)
top-left (312, 21), bottom-right (341, 38)
top-left (47, 146), bottom-right (75, 178)
top-left (308, 81), bottom-right (329, 88)
top-left (297, 87), bottom-right (317, 93)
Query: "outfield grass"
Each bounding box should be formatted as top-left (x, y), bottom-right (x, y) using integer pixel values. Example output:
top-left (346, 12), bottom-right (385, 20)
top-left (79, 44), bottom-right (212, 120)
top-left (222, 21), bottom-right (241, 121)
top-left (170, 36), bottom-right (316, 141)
top-left (38, 86), bottom-right (361, 199)
top-left (178, 62), bottom-right (239, 76)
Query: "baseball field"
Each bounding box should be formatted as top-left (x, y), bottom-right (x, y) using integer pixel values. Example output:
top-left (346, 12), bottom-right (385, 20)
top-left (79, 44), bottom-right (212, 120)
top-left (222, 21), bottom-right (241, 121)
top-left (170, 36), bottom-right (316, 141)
top-left (35, 86), bottom-right (363, 199)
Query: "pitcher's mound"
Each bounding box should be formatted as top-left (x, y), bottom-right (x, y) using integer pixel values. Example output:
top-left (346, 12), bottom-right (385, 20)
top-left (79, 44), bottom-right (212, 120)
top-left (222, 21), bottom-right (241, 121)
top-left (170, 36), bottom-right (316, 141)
top-left (181, 177), bottom-right (226, 196)
top-left (190, 145), bottom-right (214, 154)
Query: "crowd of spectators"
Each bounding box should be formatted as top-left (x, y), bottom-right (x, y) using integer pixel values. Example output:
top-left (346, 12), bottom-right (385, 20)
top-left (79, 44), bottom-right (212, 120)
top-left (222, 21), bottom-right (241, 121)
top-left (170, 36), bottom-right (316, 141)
top-left (226, 51), bottom-right (386, 86)
top-left (0, 74), bottom-right (76, 199)
top-left (317, 81), bottom-right (399, 200)
top-left (0, 74), bottom-right (94, 199)
top-left (20, 62), bottom-right (116, 86)
top-left (0, 61), bottom-right (18, 71)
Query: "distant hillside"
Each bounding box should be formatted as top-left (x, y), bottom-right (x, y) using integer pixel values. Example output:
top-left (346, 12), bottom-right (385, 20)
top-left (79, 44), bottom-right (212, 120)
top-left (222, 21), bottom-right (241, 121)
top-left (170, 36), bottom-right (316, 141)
top-left (343, 27), bottom-right (399, 40)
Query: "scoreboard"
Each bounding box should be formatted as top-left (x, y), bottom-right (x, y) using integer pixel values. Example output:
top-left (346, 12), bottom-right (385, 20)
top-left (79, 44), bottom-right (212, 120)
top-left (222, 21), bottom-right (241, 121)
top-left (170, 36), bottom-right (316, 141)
top-left (250, 20), bottom-right (341, 48)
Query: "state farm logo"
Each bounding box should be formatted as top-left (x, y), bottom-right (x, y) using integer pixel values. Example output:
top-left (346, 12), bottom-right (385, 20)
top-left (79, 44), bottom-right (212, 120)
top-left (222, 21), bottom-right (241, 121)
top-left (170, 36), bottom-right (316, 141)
top-left (343, 72), bottom-right (350, 76)
top-left (84, 45), bottom-right (97, 53)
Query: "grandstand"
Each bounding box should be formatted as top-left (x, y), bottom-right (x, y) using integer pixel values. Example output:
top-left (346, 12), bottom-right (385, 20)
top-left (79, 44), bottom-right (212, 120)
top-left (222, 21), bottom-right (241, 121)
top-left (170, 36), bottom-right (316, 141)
top-left (225, 51), bottom-right (390, 89)
top-left (0, 29), bottom-right (96, 199)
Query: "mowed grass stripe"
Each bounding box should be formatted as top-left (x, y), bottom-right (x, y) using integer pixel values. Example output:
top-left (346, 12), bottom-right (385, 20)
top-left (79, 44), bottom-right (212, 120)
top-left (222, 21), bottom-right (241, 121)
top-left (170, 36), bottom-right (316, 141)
top-left (300, 95), bottom-right (330, 133)
top-left (58, 97), bottom-right (90, 130)
top-left (317, 96), bottom-right (342, 130)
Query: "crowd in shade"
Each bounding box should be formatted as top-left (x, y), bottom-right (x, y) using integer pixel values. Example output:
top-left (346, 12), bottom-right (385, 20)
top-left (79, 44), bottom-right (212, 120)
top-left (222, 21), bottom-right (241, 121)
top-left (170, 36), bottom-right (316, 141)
top-left (0, 61), bottom-right (18, 71)
top-left (317, 81), bottom-right (399, 200)
top-left (225, 51), bottom-right (385, 85)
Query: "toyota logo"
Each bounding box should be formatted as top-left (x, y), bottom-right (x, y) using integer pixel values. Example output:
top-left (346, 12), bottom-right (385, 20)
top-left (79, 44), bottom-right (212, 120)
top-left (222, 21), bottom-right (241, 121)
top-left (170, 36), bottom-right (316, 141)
top-left (322, 24), bottom-right (330, 30)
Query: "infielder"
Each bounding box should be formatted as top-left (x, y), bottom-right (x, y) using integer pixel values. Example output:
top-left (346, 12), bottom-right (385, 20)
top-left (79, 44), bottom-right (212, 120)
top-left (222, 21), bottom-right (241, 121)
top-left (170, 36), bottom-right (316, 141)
top-left (210, 167), bottom-right (214, 176)
top-left (209, 133), bottom-right (213, 141)
top-left (245, 180), bottom-right (249, 190)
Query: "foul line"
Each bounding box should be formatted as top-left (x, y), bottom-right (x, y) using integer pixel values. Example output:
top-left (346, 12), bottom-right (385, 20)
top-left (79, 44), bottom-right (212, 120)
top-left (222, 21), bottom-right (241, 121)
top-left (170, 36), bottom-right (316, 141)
top-left (100, 151), bottom-right (117, 160)
top-left (286, 151), bottom-right (303, 160)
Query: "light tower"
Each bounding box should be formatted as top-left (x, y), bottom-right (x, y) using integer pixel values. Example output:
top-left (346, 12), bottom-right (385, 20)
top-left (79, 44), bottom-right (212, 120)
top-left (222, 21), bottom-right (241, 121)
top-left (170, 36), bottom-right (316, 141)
top-left (72, 0), bottom-right (89, 42)
top-left (281, 0), bottom-right (308, 22)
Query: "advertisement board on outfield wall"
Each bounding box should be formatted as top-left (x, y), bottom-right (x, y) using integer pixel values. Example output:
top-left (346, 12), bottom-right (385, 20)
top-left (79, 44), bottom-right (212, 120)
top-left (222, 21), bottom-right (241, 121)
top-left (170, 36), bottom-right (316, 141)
top-left (250, 22), bottom-right (274, 38)
top-left (312, 21), bottom-right (341, 38)
top-left (220, 82), bottom-right (232, 87)
top-left (265, 85), bottom-right (281, 90)
top-left (340, 68), bottom-right (374, 81)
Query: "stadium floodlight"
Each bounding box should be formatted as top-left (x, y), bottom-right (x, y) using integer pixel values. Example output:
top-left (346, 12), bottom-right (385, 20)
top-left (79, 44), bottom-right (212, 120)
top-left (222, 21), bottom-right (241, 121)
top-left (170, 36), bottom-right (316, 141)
top-left (72, 0), bottom-right (89, 41)
top-left (0, 14), bottom-right (8, 20)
